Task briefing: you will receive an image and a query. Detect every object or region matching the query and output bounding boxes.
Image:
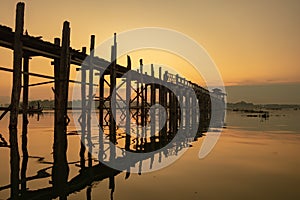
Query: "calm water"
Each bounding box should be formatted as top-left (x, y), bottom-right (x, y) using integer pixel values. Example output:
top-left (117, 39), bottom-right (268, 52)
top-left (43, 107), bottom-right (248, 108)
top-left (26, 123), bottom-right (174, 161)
top-left (226, 109), bottom-right (300, 133)
top-left (1, 109), bottom-right (300, 199)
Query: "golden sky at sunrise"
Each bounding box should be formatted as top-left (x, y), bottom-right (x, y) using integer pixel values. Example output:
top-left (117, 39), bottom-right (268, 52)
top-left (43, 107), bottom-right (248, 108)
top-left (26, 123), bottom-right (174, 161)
top-left (0, 0), bottom-right (299, 103)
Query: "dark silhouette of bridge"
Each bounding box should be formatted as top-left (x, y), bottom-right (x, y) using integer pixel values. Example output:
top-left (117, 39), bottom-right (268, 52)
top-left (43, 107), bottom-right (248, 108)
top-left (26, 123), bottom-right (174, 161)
top-left (0, 2), bottom-right (225, 199)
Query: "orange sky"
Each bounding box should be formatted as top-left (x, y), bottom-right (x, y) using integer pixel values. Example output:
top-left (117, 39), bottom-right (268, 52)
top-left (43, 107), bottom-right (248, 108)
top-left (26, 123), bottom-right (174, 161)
top-left (0, 0), bottom-right (300, 103)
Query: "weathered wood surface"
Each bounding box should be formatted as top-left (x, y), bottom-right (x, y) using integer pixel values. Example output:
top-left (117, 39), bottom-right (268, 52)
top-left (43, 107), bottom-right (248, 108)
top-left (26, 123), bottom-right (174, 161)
top-left (52, 21), bottom-right (71, 196)
top-left (9, 2), bottom-right (24, 199)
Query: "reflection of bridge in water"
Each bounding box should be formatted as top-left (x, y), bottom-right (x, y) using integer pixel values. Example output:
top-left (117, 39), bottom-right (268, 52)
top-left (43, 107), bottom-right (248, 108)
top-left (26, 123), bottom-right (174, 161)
top-left (0, 2), bottom-right (225, 199)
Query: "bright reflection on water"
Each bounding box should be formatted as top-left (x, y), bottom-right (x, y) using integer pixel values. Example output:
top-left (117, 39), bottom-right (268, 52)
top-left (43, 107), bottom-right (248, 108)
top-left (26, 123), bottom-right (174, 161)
top-left (0, 109), bottom-right (300, 199)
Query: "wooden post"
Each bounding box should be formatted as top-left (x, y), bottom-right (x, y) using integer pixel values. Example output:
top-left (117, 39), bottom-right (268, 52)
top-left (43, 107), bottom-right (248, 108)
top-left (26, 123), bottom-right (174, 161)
top-left (52, 21), bottom-right (70, 196)
top-left (87, 35), bottom-right (95, 167)
top-left (109, 33), bottom-right (117, 159)
top-left (168, 89), bottom-right (173, 134)
top-left (181, 78), bottom-right (187, 130)
top-left (136, 69), bottom-right (140, 150)
top-left (207, 94), bottom-right (212, 130)
top-left (98, 74), bottom-right (104, 162)
top-left (140, 61), bottom-right (147, 144)
top-left (9, 2), bottom-right (24, 198)
top-left (140, 60), bottom-right (145, 129)
top-left (185, 89), bottom-right (190, 132)
top-left (175, 75), bottom-right (180, 132)
top-left (136, 70), bottom-right (140, 126)
top-left (53, 36), bottom-right (60, 164)
top-left (191, 89), bottom-right (197, 133)
top-left (125, 56), bottom-right (131, 151)
top-left (198, 93), bottom-right (203, 133)
top-left (143, 78), bottom-right (148, 143)
top-left (150, 64), bottom-right (156, 145)
top-left (195, 93), bottom-right (200, 134)
top-left (162, 71), bottom-right (168, 142)
top-left (169, 87), bottom-right (177, 136)
top-left (179, 90), bottom-right (183, 129)
top-left (158, 67), bottom-right (162, 142)
top-left (80, 47), bottom-right (87, 169)
top-left (21, 54), bottom-right (30, 194)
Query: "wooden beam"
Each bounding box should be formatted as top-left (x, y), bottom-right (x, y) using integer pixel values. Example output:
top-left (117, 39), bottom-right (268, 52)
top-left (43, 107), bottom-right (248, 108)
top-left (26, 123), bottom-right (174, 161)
top-left (26, 80), bottom-right (54, 87)
top-left (0, 66), bottom-right (97, 86)
top-left (0, 105), bottom-right (11, 120)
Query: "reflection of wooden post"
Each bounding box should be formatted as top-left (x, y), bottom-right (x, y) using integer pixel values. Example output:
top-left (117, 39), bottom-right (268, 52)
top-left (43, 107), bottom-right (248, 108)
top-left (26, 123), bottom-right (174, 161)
top-left (87, 35), bottom-right (95, 167)
top-left (9, 2), bottom-right (24, 198)
top-left (86, 186), bottom-right (92, 200)
top-left (109, 176), bottom-right (115, 199)
top-left (80, 47), bottom-right (87, 169)
top-left (21, 54), bottom-right (30, 193)
top-left (53, 21), bottom-right (70, 196)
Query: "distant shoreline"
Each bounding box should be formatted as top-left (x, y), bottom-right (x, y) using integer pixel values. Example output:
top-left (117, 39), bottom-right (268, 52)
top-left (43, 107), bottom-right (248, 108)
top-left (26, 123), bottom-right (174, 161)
top-left (227, 101), bottom-right (300, 110)
top-left (1, 99), bottom-right (300, 110)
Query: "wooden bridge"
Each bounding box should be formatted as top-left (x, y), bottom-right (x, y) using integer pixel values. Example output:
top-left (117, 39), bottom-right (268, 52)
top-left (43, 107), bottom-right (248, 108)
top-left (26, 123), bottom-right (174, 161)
top-left (0, 2), bottom-right (225, 199)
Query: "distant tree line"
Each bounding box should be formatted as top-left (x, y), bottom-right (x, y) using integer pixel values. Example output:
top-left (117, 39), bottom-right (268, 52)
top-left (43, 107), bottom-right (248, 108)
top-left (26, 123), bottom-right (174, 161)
top-left (10, 99), bottom-right (85, 110)
top-left (227, 101), bottom-right (300, 110)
